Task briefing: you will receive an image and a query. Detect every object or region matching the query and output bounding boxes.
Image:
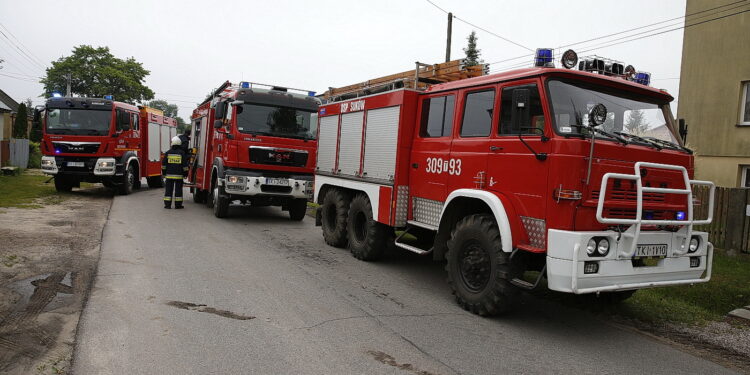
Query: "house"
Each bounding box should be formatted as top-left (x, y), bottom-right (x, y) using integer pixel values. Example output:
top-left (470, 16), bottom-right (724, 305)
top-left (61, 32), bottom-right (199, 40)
top-left (0, 87), bottom-right (18, 141)
top-left (677, 0), bottom-right (750, 187)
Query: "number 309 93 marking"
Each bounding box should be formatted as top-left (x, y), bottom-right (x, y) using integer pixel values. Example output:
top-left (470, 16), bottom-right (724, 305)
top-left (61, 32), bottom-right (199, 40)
top-left (425, 157), bottom-right (462, 175)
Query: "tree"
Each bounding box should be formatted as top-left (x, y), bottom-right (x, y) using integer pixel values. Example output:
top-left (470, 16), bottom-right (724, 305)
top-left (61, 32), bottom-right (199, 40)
top-left (13, 103), bottom-right (28, 139)
top-left (144, 99), bottom-right (179, 118)
top-left (624, 109), bottom-right (649, 136)
top-left (176, 118), bottom-right (190, 134)
top-left (40, 45), bottom-right (154, 104)
top-left (463, 31), bottom-right (483, 67)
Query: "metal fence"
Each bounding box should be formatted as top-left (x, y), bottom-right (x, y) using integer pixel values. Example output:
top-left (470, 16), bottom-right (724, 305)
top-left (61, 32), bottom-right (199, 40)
top-left (694, 186), bottom-right (750, 253)
top-left (8, 138), bottom-right (29, 168)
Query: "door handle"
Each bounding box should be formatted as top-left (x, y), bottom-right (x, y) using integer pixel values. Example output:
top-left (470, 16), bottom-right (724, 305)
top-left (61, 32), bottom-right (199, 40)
top-left (490, 146), bottom-right (503, 151)
top-left (412, 163), bottom-right (418, 169)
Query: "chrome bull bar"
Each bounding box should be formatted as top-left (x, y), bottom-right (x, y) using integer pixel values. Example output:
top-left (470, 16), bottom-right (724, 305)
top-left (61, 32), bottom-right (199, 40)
top-left (595, 162), bottom-right (715, 259)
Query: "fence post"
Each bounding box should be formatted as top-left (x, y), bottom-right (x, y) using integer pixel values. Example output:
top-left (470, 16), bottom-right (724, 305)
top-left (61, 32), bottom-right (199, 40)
top-left (725, 188), bottom-right (747, 252)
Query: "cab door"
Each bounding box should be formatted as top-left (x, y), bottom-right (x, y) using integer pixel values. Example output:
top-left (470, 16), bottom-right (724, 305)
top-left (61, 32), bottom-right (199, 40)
top-left (447, 86), bottom-right (497, 195)
top-left (115, 109), bottom-right (137, 151)
top-left (486, 81), bottom-right (551, 244)
top-left (409, 93), bottom-right (456, 204)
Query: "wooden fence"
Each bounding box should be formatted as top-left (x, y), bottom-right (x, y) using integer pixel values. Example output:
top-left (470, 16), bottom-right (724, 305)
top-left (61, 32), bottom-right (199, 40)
top-left (694, 186), bottom-right (750, 253)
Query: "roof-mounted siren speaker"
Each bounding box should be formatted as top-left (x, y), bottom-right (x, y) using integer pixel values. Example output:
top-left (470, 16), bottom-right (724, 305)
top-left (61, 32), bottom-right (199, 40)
top-left (561, 49), bottom-right (578, 69)
top-left (534, 48), bottom-right (554, 68)
top-left (271, 86), bottom-right (288, 92)
top-left (624, 65), bottom-right (636, 81)
top-left (633, 72), bottom-right (651, 86)
top-left (581, 59), bottom-right (605, 74)
top-left (604, 63), bottom-right (624, 76)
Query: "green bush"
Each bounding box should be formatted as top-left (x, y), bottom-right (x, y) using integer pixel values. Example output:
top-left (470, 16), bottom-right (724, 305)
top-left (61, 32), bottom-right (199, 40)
top-left (28, 142), bottom-right (41, 169)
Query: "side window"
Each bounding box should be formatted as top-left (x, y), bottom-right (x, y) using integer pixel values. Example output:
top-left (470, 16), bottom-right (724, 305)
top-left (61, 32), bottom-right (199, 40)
top-left (130, 113), bottom-right (139, 130)
top-left (460, 90), bottom-right (495, 137)
top-left (116, 110), bottom-right (129, 131)
top-left (499, 84), bottom-right (544, 135)
top-left (420, 95), bottom-right (455, 137)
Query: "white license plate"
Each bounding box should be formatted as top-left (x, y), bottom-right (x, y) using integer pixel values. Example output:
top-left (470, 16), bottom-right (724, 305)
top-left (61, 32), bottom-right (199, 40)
top-left (265, 178), bottom-right (289, 186)
top-left (67, 161), bottom-right (84, 167)
top-left (636, 244), bottom-right (668, 257)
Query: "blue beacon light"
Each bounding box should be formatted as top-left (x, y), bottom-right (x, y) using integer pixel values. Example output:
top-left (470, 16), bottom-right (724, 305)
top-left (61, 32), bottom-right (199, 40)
top-left (534, 48), bottom-right (554, 67)
top-left (676, 211), bottom-right (686, 220)
top-left (103, 95), bottom-right (114, 100)
top-left (240, 82), bottom-right (250, 88)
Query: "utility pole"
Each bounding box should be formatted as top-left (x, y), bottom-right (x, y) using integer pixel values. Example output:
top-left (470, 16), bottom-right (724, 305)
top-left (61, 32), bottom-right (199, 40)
top-left (65, 73), bottom-right (72, 97)
top-left (445, 12), bottom-right (453, 62)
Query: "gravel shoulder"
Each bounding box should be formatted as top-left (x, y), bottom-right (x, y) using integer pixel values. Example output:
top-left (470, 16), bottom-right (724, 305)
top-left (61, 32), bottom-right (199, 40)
top-left (0, 186), bottom-right (112, 374)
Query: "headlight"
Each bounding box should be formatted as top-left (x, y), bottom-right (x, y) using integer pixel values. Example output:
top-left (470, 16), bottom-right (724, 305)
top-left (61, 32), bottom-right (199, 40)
top-left (99, 161), bottom-right (115, 168)
top-left (41, 159), bottom-right (55, 167)
top-left (586, 239), bottom-right (597, 256)
top-left (227, 176), bottom-right (239, 183)
top-left (597, 238), bottom-right (610, 256)
top-left (688, 237), bottom-right (700, 253)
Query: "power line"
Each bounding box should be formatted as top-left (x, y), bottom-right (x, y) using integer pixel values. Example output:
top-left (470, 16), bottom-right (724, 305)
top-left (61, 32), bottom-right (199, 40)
top-left (0, 27), bottom-right (45, 72)
top-left (0, 72), bottom-right (39, 82)
top-left (0, 23), bottom-right (46, 68)
top-left (485, 0), bottom-right (749, 68)
top-left (423, 0), bottom-right (533, 52)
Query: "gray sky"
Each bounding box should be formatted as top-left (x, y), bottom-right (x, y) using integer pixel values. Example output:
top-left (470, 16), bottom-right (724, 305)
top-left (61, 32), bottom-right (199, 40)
top-left (0, 0), bottom-right (686, 120)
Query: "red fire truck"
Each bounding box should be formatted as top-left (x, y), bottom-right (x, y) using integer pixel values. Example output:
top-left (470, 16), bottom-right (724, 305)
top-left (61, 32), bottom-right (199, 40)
top-left (314, 50), bottom-right (715, 316)
top-left (188, 81), bottom-right (320, 219)
top-left (39, 96), bottom-right (177, 193)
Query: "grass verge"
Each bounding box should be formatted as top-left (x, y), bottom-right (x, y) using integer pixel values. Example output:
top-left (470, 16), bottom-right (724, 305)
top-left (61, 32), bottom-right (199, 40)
top-left (533, 249), bottom-right (750, 325)
top-left (0, 171), bottom-right (65, 208)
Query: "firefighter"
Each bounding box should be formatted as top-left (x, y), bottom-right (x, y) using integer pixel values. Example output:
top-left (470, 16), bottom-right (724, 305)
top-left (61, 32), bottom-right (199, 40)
top-left (178, 129), bottom-right (191, 155)
top-left (162, 136), bottom-right (189, 209)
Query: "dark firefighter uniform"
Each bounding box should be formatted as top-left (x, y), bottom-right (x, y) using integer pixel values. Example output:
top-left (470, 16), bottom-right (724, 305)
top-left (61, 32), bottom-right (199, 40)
top-left (162, 143), bottom-right (189, 209)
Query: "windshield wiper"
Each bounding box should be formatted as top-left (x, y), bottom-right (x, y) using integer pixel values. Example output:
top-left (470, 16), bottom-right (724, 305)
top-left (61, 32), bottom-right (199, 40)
top-left (643, 137), bottom-right (693, 154)
top-left (614, 132), bottom-right (662, 150)
top-left (571, 125), bottom-right (628, 145)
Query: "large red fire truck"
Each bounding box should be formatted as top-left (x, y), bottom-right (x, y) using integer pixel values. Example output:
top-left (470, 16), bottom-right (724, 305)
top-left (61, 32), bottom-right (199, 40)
top-left (39, 96), bottom-right (177, 193)
top-left (188, 81), bottom-right (320, 219)
top-left (314, 51), bottom-right (715, 316)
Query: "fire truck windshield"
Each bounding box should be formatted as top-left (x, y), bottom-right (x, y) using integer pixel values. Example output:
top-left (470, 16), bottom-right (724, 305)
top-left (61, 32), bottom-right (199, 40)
top-left (547, 79), bottom-right (679, 145)
top-left (235, 104), bottom-right (315, 140)
top-left (46, 109), bottom-right (112, 136)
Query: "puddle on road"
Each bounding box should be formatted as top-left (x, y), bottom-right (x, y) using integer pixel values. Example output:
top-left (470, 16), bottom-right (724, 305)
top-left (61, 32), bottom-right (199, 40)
top-left (166, 301), bottom-right (255, 321)
top-left (365, 350), bottom-right (441, 375)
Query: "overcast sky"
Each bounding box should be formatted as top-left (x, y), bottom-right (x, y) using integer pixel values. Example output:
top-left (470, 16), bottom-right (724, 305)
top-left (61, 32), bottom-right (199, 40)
top-left (0, 0), bottom-right (687, 120)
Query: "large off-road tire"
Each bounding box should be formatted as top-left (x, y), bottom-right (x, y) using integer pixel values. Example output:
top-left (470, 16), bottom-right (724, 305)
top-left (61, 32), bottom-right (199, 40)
top-left (118, 163), bottom-right (135, 195)
top-left (213, 183), bottom-right (229, 218)
top-left (146, 176), bottom-right (164, 188)
top-left (347, 194), bottom-right (387, 261)
top-left (446, 214), bottom-right (519, 316)
top-left (54, 176), bottom-right (73, 192)
top-left (193, 188), bottom-right (207, 204)
top-left (321, 189), bottom-right (349, 248)
top-left (288, 198), bottom-right (308, 221)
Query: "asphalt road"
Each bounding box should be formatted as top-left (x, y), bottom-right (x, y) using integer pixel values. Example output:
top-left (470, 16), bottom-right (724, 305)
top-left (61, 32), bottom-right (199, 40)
top-left (73, 187), bottom-right (738, 375)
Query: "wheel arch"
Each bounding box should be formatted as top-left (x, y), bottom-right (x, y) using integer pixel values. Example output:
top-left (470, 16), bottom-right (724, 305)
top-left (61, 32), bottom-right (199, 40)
top-left (434, 189), bottom-right (514, 260)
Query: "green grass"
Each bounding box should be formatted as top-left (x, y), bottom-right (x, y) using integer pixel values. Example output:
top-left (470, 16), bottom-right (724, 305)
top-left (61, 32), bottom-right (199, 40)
top-left (0, 171), bottom-right (64, 208)
top-left (535, 249), bottom-right (750, 325)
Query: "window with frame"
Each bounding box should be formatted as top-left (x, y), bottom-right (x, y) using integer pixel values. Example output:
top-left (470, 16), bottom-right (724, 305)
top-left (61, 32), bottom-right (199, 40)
top-left (130, 113), bottom-right (139, 130)
top-left (420, 95), bottom-right (455, 137)
top-left (740, 81), bottom-right (750, 126)
top-left (741, 165), bottom-right (750, 188)
top-left (499, 84), bottom-right (545, 135)
top-left (460, 90), bottom-right (495, 137)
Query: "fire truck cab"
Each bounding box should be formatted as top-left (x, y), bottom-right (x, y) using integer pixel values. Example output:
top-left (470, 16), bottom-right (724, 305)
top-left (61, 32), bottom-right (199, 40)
top-left (314, 50), bottom-right (715, 316)
top-left (39, 96), bottom-right (177, 194)
top-left (188, 81), bottom-right (320, 219)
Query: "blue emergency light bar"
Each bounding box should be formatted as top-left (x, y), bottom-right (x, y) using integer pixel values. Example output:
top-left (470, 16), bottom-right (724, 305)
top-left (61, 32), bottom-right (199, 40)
top-left (103, 95), bottom-right (114, 100)
top-left (308, 91), bottom-right (316, 97)
top-left (534, 48), bottom-right (554, 67)
top-left (240, 81), bottom-right (251, 88)
top-left (633, 72), bottom-right (651, 86)
top-left (51, 92), bottom-right (62, 98)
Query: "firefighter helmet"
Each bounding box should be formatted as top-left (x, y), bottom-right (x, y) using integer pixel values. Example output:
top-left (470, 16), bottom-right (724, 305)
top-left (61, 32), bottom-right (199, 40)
top-left (171, 136), bottom-right (182, 146)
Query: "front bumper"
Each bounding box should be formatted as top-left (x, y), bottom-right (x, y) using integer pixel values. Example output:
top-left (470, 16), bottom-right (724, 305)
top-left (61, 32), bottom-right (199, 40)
top-left (546, 229), bottom-right (712, 294)
top-left (221, 172), bottom-right (312, 199)
top-left (41, 155), bottom-right (117, 176)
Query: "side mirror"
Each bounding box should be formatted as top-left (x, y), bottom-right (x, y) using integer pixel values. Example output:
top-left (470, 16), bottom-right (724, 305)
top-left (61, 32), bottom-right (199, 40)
top-left (588, 103), bottom-right (607, 127)
top-left (213, 119), bottom-right (224, 129)
top-left (511, 89), bottom-right (530, 132)
top-left (33, 109), bottom-right (41, 122)
top-left (214, 100), bottom-right (227, 119)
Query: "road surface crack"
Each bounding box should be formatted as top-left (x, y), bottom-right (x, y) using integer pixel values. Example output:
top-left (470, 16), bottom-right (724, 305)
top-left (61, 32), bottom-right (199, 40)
top-left (166, 301), bottom-right (255, 321)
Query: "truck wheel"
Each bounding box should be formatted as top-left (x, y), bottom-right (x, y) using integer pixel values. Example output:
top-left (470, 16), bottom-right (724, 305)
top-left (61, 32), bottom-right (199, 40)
top-left (118, 163), bottom-right (135, 195)
top-left (321, 189), bottom-right (349, 248)
top-left (147, 176), bottom-right (164, 188)
top-left (54, 176), bottom-right (73, 192)
top-left (446, 214), bottom-right (518, 316)
top-left (347, 194), bottom-right (386, 261)
top-left (213, 184), bottom-right (229, 218)
top-left (193, 188), bottom-right (206, 204)
top-left (288, 198), bottom-right (308, 221)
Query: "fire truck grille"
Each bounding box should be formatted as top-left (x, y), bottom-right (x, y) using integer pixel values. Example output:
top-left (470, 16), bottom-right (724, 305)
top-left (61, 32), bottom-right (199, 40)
top-left (591, 188), bottom-right (666, 203)
top-left (605, 208), bottom-right (671, 220)
top-left (260, 185), bottom-right (293, 194)
top-left (52, 142), bottom-right (101, 154)
top-left (250, 147), bottom-right (308, 168)
top-left (521, 216), bottom-right (546, 249)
